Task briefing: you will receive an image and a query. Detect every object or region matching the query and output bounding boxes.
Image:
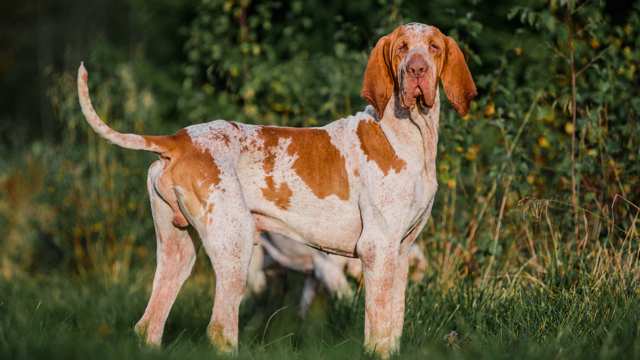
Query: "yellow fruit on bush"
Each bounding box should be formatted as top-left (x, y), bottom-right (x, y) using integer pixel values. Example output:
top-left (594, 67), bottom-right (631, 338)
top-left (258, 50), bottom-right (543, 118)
top-left (243, 104), bottom-right (258, 117)
top-left (624, 24), bottom-right (633, 35)
top-left (627, 65), bottom-right (636, 80)
top-left (564, 122), bottom-right (575, 135)
top-left (538, 136), bottom-right (550, 148)
top-left (465, 145), bottom-right (480, 161)
top-left (484, 101), bottom-right (495, 117)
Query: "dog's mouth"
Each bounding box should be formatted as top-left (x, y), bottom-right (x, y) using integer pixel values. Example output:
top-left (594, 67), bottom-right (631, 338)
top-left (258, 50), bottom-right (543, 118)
top-left (402, 82), bottom-right (427, 108)
top-left (400, 71), bottom-right (435, 110)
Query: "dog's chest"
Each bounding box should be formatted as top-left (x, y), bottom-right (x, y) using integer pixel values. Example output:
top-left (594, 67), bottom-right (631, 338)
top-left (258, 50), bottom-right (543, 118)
top-left (359, 116), bottom-right (438, 238)
top-left (368, 164), bottom-right (436, 234)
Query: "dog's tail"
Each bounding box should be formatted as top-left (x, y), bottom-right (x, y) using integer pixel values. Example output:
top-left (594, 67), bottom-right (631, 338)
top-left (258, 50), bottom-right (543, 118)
top-left (77, 62), bottom-right (172, 154)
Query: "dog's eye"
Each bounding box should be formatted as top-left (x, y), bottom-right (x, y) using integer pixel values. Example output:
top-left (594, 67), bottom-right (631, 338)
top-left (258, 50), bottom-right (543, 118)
top-left (430, 43), bottom-right (441, 53)
top-left (398, 43), bottom-right (408, 52)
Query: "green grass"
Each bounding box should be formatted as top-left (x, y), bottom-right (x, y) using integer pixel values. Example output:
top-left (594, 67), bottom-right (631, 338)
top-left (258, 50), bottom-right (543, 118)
top-left (2, 268), bottom-right (639, 360)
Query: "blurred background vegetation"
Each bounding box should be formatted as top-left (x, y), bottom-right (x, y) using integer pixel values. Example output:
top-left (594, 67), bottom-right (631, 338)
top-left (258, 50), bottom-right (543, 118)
top-left (1, 0), bottom-right (639, 298)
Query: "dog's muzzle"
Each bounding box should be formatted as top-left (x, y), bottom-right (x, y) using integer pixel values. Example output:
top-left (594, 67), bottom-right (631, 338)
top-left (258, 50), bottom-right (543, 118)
top-left (399, 50), bottom-right (436, 109)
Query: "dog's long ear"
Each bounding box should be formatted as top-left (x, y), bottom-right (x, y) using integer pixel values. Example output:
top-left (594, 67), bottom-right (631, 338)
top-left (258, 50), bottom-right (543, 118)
top-left (441, 36), bottom-right (477, 116)
top-left (361, 34), bottom-right (394, 118)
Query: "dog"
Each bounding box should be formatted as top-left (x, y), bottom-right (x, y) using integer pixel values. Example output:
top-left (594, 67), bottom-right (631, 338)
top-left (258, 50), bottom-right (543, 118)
top-left (77, 22), bottom-right (476, 357)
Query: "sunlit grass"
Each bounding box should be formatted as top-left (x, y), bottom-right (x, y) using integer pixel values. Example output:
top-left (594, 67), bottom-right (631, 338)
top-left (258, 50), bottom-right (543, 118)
top-left (1, 258), bottom-right (640, 360)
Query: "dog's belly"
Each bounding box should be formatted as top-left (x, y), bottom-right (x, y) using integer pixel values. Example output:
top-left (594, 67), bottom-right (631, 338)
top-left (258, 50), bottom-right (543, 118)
top-left (239, 172), bottom-right (362, 256)
top-left (250, 197), bottom-right (362, 257)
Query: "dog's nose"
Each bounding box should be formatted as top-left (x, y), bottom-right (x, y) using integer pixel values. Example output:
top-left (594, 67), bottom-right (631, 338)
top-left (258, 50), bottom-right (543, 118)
top-left (407, 55), bottom-right (428, 78)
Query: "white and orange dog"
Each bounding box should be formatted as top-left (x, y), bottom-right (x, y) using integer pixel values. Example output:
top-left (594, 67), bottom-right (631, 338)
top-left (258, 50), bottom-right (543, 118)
top-left (78, 23), bottom-right (475, 357)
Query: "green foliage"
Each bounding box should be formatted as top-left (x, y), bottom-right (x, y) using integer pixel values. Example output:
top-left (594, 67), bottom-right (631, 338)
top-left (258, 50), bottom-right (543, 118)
top-left (179, 0), bottom-right (381, 126)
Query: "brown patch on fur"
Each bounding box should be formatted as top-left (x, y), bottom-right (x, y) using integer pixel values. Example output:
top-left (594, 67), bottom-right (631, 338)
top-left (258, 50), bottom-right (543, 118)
top-left (261, 177), bottom-right (293, 210)
top-left (258, 127), bottom-right (349, 201)
top-left (144, 130), bottom-right (222, 226)
top-left (256, 130), bottom-right (292, 208)
top-left (356, 121), bottom-right (406, 175)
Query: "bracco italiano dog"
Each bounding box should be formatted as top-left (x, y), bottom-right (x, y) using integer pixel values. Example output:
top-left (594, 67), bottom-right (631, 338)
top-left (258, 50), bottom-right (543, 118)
top-left (77, 22), bottom-right (476, 357)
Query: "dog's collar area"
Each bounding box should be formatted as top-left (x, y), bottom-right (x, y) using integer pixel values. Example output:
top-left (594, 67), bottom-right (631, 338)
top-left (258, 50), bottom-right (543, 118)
top-left (364, 105), bottom-right (380, 121)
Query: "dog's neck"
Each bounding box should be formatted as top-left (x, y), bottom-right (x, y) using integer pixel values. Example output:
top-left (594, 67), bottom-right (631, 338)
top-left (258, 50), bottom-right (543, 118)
top-left (379, 90), bottom-right (440, 178)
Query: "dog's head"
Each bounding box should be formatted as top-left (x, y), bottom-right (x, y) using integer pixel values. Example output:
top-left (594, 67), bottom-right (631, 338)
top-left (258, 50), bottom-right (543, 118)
top-left (361, 23), bottom-right (477, 118)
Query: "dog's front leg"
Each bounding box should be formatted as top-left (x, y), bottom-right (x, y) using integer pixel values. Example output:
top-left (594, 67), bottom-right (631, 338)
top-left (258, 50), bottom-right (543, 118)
top-left (390, 247), bottom-right (410, 348)
top-left (388, 217), bottom-right (429, 347)
top-left (356, 193), bottom-right (401, 358)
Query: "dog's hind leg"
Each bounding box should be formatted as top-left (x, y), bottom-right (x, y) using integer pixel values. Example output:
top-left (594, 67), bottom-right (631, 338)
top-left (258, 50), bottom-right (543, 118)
top-left (298, 276), bottom-right (318, 318)
top-left (199, 171), bottom-right (254, 353)
top-left (312, 253), bottom-right (353, 300)
top-left (135, 161), bottom-right (196, 346)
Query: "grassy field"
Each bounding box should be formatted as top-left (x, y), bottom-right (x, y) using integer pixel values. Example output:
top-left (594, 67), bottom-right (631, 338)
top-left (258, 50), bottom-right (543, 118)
top-left (2, 255), bottom-right (639, 360)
